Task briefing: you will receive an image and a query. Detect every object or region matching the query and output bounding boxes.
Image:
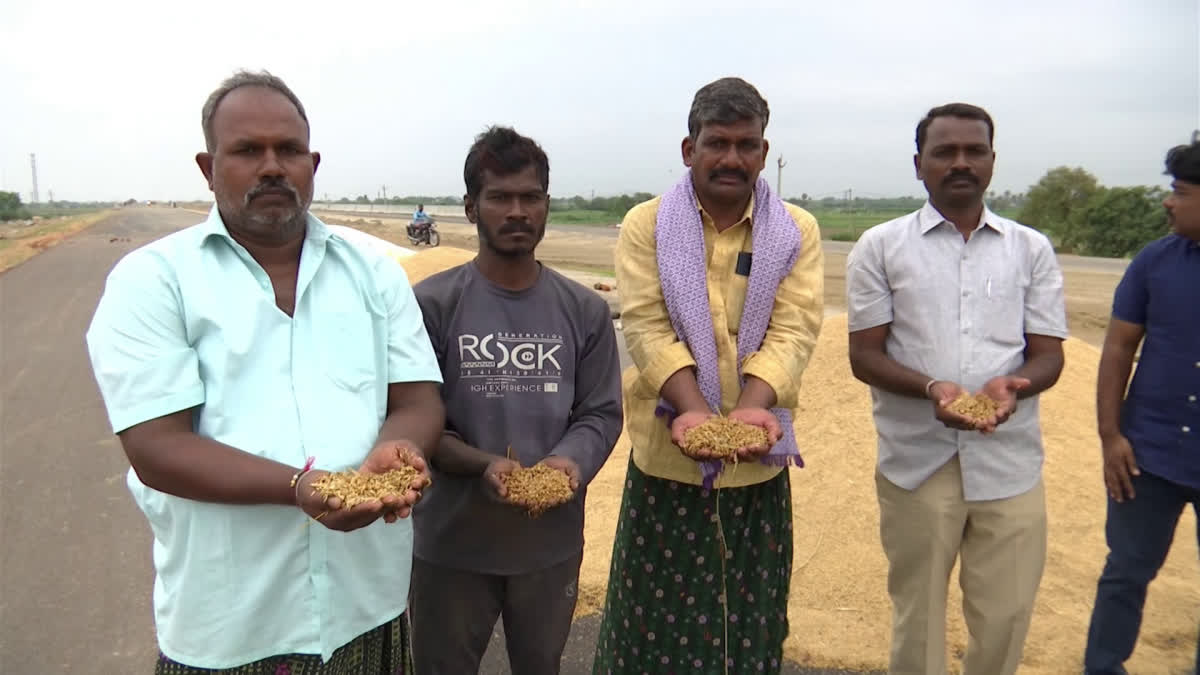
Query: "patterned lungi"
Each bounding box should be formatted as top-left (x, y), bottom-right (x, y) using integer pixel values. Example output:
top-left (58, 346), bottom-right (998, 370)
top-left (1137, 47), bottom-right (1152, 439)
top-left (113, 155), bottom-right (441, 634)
top-left (154, 614), bottom-right (410, 675)
top-left (593, 457), bottom-right (793, 674)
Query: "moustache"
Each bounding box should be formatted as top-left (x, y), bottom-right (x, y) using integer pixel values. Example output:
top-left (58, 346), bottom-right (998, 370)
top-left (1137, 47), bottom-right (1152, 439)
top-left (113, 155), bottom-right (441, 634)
top-left (498, 223), bottom-right (537, 236)
top-left (245, 180), bottom-right (300, 205)
top-left (709, 168), bottom-right (748, 183)
top-left (943, 171), bottom-right (979, 187)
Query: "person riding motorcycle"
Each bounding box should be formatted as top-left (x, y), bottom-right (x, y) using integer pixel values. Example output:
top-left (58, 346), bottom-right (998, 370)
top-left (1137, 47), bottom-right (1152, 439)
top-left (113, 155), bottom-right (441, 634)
top-left (408, 204), bottom-right (432, 238)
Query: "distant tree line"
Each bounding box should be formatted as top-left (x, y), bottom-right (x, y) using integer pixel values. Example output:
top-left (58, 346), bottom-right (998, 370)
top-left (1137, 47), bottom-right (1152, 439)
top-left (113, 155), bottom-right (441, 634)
top-left (331, 196), bottom-right (463, 206)
top-left (325, 168), bottom-right (1168, 259)
top-left (1018, 167), bottom-right (1167, 258)
top-left (550, 193), bottom-right (656, 214)
top-left (327, 193), bottom-right (661, 215)
top-left (786, 192), bottom-right (1028, 213)
top-left (1, 193), bottom-right (117, 221)
top-left (0, 192), bottom-right (31, 221)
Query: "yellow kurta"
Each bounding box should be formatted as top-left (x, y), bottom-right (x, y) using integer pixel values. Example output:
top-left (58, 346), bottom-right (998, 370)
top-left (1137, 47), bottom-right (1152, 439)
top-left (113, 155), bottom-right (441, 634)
top-left (616, 193), bottom-right (824, 487)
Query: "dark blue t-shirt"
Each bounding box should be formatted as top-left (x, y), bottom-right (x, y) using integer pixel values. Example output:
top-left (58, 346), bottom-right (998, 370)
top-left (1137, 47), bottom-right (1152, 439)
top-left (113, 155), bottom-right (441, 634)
top-left (1113, 233), bottom-right (1200, 489)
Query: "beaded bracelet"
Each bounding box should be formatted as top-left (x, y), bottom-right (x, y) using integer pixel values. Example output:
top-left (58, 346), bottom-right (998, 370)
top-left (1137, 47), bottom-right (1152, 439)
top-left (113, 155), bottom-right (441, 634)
top-left (290, 456), bottom-right (316, 501)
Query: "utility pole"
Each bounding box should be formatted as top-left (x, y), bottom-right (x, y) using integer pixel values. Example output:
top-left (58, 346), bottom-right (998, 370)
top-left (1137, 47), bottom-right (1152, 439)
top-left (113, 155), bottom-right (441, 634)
top-left (381, 185), bottom-right (387, 201)
top-left (30, 153), bottom-right (39, 204)
top-left (776, 155), bottom-right (787, 196)
top-left (48, 189), bottom-right (54, 203)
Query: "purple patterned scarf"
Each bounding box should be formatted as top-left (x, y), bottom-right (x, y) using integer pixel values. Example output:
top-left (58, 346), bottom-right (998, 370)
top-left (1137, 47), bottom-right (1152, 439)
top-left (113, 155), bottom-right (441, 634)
top-left (655, 172), bottom-right (804, 488)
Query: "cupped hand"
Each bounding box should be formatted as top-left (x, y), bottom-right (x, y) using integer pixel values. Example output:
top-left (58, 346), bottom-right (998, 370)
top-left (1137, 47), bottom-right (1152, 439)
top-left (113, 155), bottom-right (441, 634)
top-left (728, 407), bottom-right (781, 460)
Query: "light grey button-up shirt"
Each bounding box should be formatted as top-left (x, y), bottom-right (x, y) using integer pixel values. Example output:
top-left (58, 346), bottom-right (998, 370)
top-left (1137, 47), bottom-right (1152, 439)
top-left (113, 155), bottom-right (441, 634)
top-left (846, 202), bottom-right (1068, 501)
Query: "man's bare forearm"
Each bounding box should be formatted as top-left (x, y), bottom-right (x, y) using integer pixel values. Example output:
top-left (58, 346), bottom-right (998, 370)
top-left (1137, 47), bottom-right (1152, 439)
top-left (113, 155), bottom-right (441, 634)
top-left (736, 376), bottom-right (777, 409)
top-left (378, 382), bottom-right (445, 458)
top-left (1097, 346), bottom-right (1136, 440)
top-left (849, 348), bottom-right (933, 399)
top-left (431, 433), bottom-right (497, 475)
top-left (119, 413), bottom-right (300, 505)
top-left (660, 367), bottom-right (712, 413)
top-left (1011, 351), bottom-right (1064, 399)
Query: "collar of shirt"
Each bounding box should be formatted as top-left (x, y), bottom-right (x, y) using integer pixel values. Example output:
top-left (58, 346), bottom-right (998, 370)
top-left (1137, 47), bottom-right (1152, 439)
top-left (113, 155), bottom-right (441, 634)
top-left (918, 200), bottom-right (1007, 236)
top-left (1175, 232), bottom-right (1200, 251)
top-left (694, 191), bottom-right (756, 230)
top-left (196, 204), bottom-right (332, 249)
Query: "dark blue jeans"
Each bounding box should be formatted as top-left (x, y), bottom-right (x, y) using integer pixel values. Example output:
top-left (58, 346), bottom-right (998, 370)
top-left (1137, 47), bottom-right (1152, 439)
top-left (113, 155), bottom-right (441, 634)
top-left (1084, 470), bottom-right (1200, 675)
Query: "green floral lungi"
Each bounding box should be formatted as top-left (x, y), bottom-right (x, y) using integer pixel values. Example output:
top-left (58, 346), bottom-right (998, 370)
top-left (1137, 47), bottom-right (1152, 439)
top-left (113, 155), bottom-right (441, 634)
top-left (593, 457), bottom-right (793, 674)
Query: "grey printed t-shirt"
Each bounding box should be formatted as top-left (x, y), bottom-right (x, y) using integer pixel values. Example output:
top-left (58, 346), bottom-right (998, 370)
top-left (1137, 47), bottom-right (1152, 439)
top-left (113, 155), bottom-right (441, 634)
top-left (412, 261), bottom-right (623, 575)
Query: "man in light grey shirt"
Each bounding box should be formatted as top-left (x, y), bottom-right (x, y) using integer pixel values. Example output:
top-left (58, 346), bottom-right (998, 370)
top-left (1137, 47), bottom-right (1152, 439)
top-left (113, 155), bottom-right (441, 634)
top-left (846, 103), bottom-right (1067, 675)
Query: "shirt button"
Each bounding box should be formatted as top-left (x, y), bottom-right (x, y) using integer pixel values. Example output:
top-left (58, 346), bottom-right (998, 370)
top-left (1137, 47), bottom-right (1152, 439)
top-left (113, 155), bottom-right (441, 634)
top-left (1185, 426), bottom-right (1192, 433)
top-left (1190, 395), bottom-right (1197, 402)
top-left (962, 290), bottom-right (969, 297)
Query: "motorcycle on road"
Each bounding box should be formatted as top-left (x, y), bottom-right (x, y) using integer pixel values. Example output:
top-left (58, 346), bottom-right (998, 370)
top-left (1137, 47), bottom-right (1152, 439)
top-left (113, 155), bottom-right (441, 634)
top-left (406, 217), bottom-right (440, 247)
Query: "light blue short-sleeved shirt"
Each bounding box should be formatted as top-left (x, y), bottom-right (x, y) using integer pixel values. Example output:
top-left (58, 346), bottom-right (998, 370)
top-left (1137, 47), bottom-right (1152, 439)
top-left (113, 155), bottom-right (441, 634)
top-left (85, 207), bottom-right (441, 668)
top-left (846, 203), bottom-right (1068, 501)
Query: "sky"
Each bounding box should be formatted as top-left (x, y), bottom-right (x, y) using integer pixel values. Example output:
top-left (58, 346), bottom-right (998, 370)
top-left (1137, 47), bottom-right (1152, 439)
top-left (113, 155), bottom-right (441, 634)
top-left (1, 0), bottom-right (1197, 203)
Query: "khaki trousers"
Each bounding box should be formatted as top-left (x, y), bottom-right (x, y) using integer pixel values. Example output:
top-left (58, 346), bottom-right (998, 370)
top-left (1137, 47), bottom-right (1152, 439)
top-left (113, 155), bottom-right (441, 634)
top-left (876, 455), bottom-right (1047, 675)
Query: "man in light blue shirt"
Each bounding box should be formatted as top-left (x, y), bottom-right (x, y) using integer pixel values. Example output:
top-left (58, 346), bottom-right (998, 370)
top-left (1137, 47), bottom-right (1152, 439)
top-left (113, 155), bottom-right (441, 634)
top-left (412, 203), bottom-right (428, 223)
top-left (85, 70), bottom-right (444, 673)
top-left (408, 204), bottom-right (431, 240)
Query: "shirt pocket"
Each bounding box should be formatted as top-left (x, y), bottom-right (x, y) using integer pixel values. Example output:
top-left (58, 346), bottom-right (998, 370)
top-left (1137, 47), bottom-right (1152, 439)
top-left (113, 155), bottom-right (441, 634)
top-left (724, 263), bottom-right (750, 335)
top-left (321, 310), bottom-right (380, 392)
top-left (979, 268), bottom-right (1027, 347)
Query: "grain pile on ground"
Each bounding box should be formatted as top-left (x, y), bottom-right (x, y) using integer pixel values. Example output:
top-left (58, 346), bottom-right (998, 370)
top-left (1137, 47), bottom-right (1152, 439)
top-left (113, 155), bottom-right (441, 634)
top-left (308, 467), bottom-right (423, 507)
top-left (578, 314), bottom-right (1199, 674)
top-left (680, 416), bottom-right (770, 460)
top-left (947, 391), bottom-right (999, 421)
top-left (395, 246), bottom-right (477, 284)
top-left (502, 464), bottom-right (575, 517)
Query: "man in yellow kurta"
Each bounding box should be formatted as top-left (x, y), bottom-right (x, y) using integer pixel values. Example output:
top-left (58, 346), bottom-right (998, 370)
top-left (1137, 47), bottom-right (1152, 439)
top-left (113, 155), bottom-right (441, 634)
top-left (592, 77), bottom-right (824, 674)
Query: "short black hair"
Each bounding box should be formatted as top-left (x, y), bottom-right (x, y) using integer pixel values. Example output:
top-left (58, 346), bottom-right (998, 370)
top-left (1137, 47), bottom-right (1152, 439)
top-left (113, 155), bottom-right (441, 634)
top-left (915, 103), bottom-right (994, 154)
top-left (687, 77), bottom-right (770, 138)
top-left (1165, 132), bottom-right (1200, 184)
top-left (202, 70), bottom-right (308, 153)
top-left (463, 126), bottom-right (550, 201)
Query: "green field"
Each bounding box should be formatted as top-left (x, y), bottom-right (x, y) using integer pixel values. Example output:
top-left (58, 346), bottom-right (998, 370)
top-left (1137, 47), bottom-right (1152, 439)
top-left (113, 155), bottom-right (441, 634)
top-left (807, 210), bottom-right (909, 240)
top-left (25, 205), bottom-right (110, 219)
top-left (548, 209), bottom-right (622, 226)
top-left (545, 205), bottom-right (1024, 239)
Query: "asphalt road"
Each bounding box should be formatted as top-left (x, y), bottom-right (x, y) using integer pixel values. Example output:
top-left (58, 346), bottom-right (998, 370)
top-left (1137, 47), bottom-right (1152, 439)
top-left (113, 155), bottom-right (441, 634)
top-left (0, 208), bottom-right (878, 675)
top-left (0, 209), bottom-right (171, 674)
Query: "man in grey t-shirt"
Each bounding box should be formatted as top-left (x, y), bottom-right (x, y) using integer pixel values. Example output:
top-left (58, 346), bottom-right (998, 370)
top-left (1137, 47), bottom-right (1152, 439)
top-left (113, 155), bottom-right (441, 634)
top-left (410, 126), bottom-right (623, 675)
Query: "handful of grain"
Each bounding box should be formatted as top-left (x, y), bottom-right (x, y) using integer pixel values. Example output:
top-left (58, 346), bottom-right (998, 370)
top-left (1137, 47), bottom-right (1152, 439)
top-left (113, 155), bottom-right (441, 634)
top-left (309, 467), bottom-right (424, 508)
top-left (947, 392), bottom-right (999, 422)
top-left (680, 416), bottom-right (770, 461)
top-left (501, 464), bottom-right (574, 517)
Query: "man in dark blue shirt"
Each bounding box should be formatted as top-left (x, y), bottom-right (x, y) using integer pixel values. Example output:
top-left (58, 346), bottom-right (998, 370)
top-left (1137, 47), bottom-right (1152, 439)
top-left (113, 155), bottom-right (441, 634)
top-left (1084, 134), bottom-right (1200, 675)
